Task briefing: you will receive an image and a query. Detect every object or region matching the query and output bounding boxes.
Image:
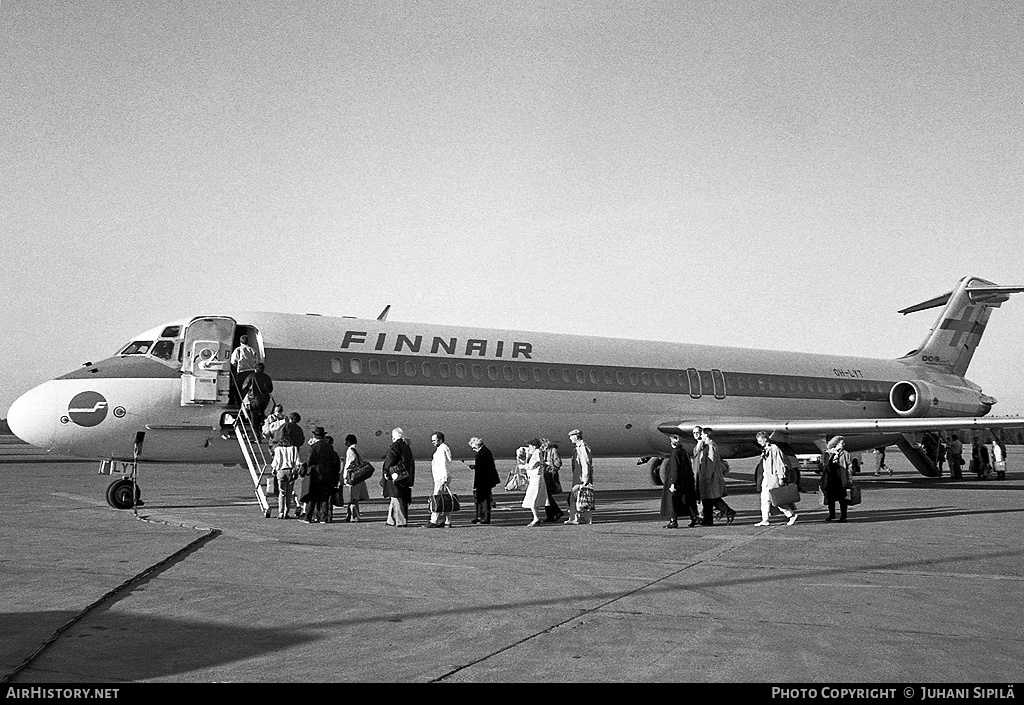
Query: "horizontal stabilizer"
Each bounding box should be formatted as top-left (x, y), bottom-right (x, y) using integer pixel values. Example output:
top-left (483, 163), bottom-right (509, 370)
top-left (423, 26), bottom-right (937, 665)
top-left (966, 285), bottom-right (1024, 306)
top-left (898, 291), bottom-right (951, 315)
top-left (898, 284), bottom-right (1024, 315)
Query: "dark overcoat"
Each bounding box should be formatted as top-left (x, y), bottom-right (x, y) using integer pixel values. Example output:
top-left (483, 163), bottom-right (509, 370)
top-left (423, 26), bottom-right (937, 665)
top-left (304, 439), bottom-right (334, 502)
top-left (473, 445), bottom-right (500, 491)
top-left (382, 438), bottom-right (415, 501)
top-left (660, 446), bottom-right (696, 518)
top-left (819, 449), bottom-right (852, 502)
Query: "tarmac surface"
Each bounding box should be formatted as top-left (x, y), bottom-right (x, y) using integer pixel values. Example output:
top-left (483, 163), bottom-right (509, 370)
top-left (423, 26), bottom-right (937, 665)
top-left (1, 435), bottom-right (1022, 683)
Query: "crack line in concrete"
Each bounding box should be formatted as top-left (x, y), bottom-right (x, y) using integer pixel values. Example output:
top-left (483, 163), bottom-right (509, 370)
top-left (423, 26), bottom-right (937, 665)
top-left (0, 514), bottom-right (220, 684)
top-left (430, 529), bottom-right (768, 682)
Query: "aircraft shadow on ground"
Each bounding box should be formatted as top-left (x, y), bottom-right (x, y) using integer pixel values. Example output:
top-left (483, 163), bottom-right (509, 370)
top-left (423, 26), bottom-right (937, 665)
top-left (0, 610), bottom-right (320, 683)
top-left (5, 543), bottom-right (1021, 682)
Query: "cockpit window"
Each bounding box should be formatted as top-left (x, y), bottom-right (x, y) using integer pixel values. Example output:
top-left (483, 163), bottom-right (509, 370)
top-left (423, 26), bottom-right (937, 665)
top-left (160, 326), bottom-right (181, 338)
top-left (151, 340), bottom-right (176, 360)
top-left (119, 341), bottom-right (153, 356)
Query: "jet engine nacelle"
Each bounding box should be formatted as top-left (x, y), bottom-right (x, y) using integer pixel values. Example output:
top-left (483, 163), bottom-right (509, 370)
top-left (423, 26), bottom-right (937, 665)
top-left (889, 380), bottom-right (993, 418)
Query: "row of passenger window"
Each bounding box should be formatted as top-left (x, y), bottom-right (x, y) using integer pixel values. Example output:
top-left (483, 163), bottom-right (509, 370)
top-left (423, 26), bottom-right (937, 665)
top-left (330, 356), bottom-right (730, 399)
top-left (730, 375), bottom-right (888, 398)
top-left (331, 356), bottom-right (717, 390)
top-left (327, 355), bottom-right (887, 400)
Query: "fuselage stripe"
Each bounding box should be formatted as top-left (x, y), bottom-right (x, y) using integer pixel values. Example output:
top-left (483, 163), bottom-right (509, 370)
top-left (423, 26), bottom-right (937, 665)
top-left (265, 348), bottom-right (893, 403)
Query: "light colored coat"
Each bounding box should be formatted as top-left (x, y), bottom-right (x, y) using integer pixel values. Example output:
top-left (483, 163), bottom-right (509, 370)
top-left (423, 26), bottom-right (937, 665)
top-left (571, 440), bottom-right (593, 486)
top-left (522, 448), bottom-right (547, 509)
top-left (229, 343), bottom-right (261, 372)
top-left (343, 445), bottom-right (370, 502)
top-left (760, 443), bottom-right (789, 491)
top-left (696, 438), bottom-right (726, 499)
top-left (432, 442), bottom-right (452, 493)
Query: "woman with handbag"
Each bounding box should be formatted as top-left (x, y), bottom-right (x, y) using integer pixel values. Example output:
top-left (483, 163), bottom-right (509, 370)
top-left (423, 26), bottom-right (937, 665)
top-left (754, 431), bottom-right (798, 526)
top-left (820, 435), bottom-right (853, 522)
top-left (342, 434), bottom-right (371, 522)
top-left (541, 439), bottom-right (564, 523)
top-left (522, 438), bottom-right (547, 527)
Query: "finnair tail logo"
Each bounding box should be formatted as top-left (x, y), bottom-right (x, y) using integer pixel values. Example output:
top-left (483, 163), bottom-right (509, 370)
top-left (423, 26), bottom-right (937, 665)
top-left (939, 306), bottom-right (986, 347)
top-left (68, 391), bottom-right (109, 427)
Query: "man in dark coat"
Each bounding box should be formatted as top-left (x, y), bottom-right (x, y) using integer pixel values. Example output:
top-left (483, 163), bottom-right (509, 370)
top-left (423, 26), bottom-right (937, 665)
top-left (469, 436), bottom-right (500, 524)
top-left (241, 362), bottom-right (273, 433)
top-left (303, 426), bottom-right (336, 523)
top-left (660, 434), bottom-right (698, 528)
top-left (382, 427), bottom-right (415, 526)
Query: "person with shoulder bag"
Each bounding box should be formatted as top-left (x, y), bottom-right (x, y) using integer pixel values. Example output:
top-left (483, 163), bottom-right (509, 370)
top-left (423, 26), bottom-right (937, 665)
top-left (382, 428), bottom-right (415, 527)
top-left (341, 434), bottom-right (371, 522)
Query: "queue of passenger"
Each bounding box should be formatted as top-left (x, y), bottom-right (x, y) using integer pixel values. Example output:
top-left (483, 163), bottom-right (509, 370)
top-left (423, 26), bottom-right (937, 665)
top-left (254, 411), bottom-right (1010, 529)
top-left (255, 419), bottom-right (597, 528)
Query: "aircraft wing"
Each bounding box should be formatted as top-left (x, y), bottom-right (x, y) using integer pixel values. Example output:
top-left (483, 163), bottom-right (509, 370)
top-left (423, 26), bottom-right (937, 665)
top-left (657, 416), bottom-right (1024, 440)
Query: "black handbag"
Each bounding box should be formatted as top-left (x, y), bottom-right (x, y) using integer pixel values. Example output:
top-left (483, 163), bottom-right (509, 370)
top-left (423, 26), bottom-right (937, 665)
top-left (347, 460), bottom-right (375, 486)
top-left (392, 460), bottom-right (410, 484)
top-left (769, 482), bottom-right (800, 506)
top-left (846, 486), bottom-right (862, 505)
top-left (429, 487), bottom-right (460, 513)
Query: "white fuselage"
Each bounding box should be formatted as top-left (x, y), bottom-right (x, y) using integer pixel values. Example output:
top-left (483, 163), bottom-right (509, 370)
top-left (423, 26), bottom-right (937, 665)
top-left (9, 311), bottom-right (980, 466)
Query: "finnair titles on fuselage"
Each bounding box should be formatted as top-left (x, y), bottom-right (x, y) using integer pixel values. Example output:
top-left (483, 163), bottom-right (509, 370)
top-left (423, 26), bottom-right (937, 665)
top-left (339, 330), bottom-right (534, 360)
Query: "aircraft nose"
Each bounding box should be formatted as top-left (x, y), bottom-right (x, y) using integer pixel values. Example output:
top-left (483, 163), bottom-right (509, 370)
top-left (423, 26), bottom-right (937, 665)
top-left (7, 382), bottom-right (58, 451)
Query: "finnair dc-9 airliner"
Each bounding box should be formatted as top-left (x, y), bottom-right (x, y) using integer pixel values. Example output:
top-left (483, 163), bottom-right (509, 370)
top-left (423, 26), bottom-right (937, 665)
top-left (8, 275), bottom-right (1024, 511)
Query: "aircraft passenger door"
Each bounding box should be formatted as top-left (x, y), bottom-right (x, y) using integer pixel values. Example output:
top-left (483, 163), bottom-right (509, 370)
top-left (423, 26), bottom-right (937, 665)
top-left (180, 316), bottom-right (236, 406)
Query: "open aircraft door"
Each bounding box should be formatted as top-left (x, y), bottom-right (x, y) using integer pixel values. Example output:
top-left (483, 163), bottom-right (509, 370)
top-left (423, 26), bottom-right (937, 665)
top-left (180, 316), bottom-right (236, 406)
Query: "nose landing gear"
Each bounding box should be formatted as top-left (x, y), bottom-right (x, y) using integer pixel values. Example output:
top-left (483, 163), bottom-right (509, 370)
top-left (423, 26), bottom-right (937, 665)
top-left (106, 478), bottom-right (141, 510)
top-left (102, 431), bottom-right (146, 511)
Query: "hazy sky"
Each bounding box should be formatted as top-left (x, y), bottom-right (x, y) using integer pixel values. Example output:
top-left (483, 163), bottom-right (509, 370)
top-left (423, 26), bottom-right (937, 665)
top-left (2, 1), bottom-right (1023, 416)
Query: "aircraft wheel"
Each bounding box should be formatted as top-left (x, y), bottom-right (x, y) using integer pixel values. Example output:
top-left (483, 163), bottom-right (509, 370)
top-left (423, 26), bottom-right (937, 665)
top-left (648, 457), bottom-right (665, 486)
top-left (264, 508), bottom-right (271, 518)
top-left (106, 478), bottom-right (140, 510)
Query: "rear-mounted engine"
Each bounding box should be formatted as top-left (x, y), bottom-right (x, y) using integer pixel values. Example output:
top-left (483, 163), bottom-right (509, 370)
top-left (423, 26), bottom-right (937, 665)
top-left (889, 380), bottom-right (994, 418)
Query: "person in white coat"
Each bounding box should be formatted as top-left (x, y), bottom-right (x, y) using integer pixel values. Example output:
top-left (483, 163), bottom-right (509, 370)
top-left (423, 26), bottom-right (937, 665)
top-left (522, 438), bottom-right (547, 526)
top-left (754, 431), bottom-right (798, 526)
top-left (428, 431), bottom-right (454, 528)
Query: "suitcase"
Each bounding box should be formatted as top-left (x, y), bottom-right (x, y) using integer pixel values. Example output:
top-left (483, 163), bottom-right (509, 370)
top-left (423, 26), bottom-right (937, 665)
top-left (846, 486), bottom-right (862, 505)
top-left (769, 483), bottom-right (800, 506)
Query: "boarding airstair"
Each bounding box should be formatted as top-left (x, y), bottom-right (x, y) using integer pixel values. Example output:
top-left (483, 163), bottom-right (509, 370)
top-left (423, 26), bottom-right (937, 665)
top-left (234, 405), bottom-right (273, 517)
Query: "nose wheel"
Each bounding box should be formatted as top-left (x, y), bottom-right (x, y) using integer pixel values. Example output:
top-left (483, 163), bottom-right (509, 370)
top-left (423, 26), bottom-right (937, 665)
top-left (106, 478), bottom-right (141, 510)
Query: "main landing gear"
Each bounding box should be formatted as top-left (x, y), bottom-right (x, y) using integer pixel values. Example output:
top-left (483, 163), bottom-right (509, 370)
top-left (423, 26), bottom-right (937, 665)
top-left (639, 456), bottom-right (665, 486)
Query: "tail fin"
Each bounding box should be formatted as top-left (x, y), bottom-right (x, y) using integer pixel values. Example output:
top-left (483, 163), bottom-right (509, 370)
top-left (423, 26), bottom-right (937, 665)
top-left (898, 276), bottom-right (1024, 376)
